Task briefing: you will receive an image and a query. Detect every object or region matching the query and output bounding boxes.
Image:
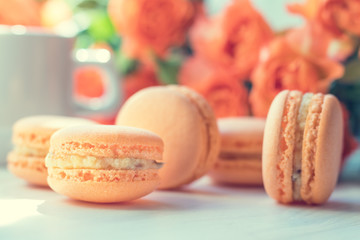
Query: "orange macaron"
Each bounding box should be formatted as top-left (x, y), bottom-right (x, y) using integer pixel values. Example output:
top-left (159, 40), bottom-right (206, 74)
top-left (46, 125), bottom-right (164, 203)
top-left (116, 85), bottom-right (220, 190)
top-left (7, 115), bottom-right (96, 186)
top-left (262, 90), bottom-right (343, 205)
top-left (209, 117), bottom-right (265, 186)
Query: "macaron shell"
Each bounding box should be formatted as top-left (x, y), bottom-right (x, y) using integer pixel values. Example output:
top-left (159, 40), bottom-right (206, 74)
top-left (262, 90), bottom-right (294, 203)
top-left (218, 117), bottom-right (265, 154)
top-left (49, 125), bottom-right (163, 160)
top-left (116, 86), bottom-right (220, 189)
top-left (47, 170), bottom-right (160, 203)
top-left (48, 168), bottom-right (160, 182)
top-left (209, 158), bottom-right (262, 185)
top-left (12, 115), bottom-right (96, 149)
top-left (7, 152), bottom-right (47, 186)
top-left (302, 94), bottom-right (343, 204)
top-left (172, 86), bottom-right (220, 185)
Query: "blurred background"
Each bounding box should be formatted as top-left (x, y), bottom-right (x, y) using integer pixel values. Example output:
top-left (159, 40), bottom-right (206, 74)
top-left (0, 0), bottom-right (359, 179)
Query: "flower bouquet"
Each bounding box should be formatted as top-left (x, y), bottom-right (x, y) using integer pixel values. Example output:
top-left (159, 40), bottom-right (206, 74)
top-left (1, 0), bottom-right (358, 159)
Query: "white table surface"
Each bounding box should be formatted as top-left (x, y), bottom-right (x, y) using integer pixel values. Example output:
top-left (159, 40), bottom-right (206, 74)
top-left (1, 166), bottom-right (359, 240)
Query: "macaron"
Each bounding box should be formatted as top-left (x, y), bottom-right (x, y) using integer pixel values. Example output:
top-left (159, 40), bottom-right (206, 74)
top-left (116, 85), bottom-right (220, 190)
top-left (262, 90), bottom-right (343, 205)
top-left (46, 125), bottom-right (164, 203)
top-left (7, 115), bottom-right (96, 186)
top-left (209, 117), bottom-right (265, 186)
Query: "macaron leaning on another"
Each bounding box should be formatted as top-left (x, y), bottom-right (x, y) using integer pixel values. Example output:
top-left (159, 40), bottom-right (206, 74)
top-left (7, 115), bottom-right (96, 186)
top-left (262, 90), bottom-right (343, 205)
top-left (116, 85), bottom-right (220, 190)
top-left (46, 125), bottom-right (164, 203)
top-left (209, 117), bottom-right (265, 186)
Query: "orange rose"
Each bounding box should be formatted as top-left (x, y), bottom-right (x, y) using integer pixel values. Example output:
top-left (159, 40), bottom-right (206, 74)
top-left (286, 22), bottom-right (356, 61)
top-left (190, 0), bottom-right (273, 80)
top-left (123, 65), bottom-right (160, 101)
top-left (179, 57), bottom-right (249, 118)
top-left (108, 0), bottom-right (196, 58)
top-left (0, 0), bottom-right (41, 26)
top-left (250, 37), bottom-right (344, 117)
top-left (288, 0), bottom-right (360, 36)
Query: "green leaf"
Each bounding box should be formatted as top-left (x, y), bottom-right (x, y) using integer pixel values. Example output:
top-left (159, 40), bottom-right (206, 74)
top-left (66, 0), bottom-right (108, 10)
top-left (107, 34), bottom-right (122, 51)
top-left (154, 55), bottom-right (182, 85)
top-left (115, 51), bottom-right (139, 76)
top-left (75, 31), bottom-right (94, 49)
top-left (88, 11), bottom-right (116, 42)
top-left (329, 80), bottom-right (360, 102)
top-left (341, 58), bottom-right (360, 83)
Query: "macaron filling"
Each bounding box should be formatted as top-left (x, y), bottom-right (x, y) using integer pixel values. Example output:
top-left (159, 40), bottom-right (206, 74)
top-left (13, 145), bottom-right (48, 158)
top-left (45, 154), bottom-right (163, 170)
top-left (292, 93), bottom-right (313, 201)
top-left (286, 92), bottom-right (324, 203)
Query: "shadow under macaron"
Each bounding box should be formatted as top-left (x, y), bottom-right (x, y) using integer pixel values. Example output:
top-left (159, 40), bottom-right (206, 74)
top-left (2, 175), bottom-right (53, 201)
top-left (36, 197), bottom-right (178, 218)
top-left (278, 200), bottom-right (360, 214)
top-left (271, 195), bottom-right (360, 213)
top-left (320, 200), bottom-right (360, 213)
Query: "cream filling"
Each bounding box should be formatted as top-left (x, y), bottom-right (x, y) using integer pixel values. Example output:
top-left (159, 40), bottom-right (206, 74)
top-left (45, 154), bottom-right (163, 170)
top-left (13, 145), bottom-right (48, 157)
top-left (292, 93), bottom-right (313, 201)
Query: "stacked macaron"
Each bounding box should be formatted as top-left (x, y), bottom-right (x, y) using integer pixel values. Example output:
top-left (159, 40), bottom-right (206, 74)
top-left (7, 115), bottom-right (95, 186)
top-left (209, 117), bottom-right (265, 186)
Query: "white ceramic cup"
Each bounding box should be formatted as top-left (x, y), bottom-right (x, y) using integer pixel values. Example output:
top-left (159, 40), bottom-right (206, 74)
top-left (0, 25), bottom-right (121, 164)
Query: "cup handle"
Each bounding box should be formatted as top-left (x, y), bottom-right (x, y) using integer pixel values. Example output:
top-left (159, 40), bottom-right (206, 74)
top-left (72, 48), bottom-right (122, 119)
